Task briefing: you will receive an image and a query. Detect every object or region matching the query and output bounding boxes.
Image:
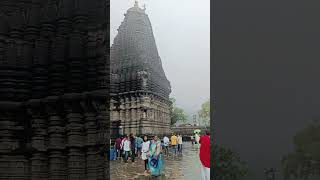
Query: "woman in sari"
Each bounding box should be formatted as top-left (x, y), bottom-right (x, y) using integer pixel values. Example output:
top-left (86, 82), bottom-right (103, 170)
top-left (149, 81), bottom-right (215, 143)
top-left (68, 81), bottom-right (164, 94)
top-left (148, 135), bottom-right (163, 177)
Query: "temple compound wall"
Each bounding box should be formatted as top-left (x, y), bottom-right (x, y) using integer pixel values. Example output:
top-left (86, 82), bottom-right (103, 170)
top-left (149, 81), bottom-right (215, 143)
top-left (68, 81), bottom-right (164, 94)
top-left (110, 93), bottom-right (171, 136)
top-left (0, 0), bottom-right (109, 179)
top-left (110, 2), bottom-right (171, 137)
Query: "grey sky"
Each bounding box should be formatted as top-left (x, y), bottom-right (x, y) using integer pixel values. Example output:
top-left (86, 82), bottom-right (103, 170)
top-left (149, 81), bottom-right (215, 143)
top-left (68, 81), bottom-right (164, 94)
top-left (111, 0), bottom-right (210, 118)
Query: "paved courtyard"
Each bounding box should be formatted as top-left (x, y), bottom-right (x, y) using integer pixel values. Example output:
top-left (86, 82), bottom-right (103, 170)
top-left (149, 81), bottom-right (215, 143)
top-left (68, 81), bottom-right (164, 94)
top-left (110, 142), bottom-right (203, 180)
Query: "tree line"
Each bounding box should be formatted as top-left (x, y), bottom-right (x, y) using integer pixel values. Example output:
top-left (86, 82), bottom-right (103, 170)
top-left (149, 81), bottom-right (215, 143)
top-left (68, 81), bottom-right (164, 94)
top-left (169, 98), bottom-right (210, 126)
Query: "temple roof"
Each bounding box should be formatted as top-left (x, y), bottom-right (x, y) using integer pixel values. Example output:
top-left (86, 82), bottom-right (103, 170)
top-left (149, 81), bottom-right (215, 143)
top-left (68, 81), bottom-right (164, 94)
top-left (127, 1), bottom-right (145, 13)
top-left (111, 1), bottom-right (171, 98)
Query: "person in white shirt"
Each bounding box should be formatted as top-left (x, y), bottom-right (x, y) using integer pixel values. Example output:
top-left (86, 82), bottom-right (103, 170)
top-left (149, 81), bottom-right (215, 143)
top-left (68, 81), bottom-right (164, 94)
top-left (191, 135), bottom-right (195, 146)
top-left (163, 136), bottom-right (169, 156)
top-left (120, 136), bottom-right (125, 150)
top-left (195, 132), bottom-right (200, 149)
top-left (141, 135), bottom-right (150, 173)
top-left (177, 134), bottom-right (183, 154)
top-left (119, 135), bottom-right (126, 159)
top-left (122, 135), bottom-right (131, 163)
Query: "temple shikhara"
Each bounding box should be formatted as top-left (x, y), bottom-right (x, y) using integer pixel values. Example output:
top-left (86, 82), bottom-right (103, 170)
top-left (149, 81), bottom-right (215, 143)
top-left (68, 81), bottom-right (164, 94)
top-left (0, 0), bottom-right (109, 179)
top-left (110, 1), bottom-right (171, 137)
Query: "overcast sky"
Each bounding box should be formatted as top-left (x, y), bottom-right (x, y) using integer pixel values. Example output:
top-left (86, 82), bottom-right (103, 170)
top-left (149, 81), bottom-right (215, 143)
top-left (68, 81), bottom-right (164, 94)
top-left (214, 0), bottom-right (320, 179)
top-left (111, 0), bottom-right (210, 118)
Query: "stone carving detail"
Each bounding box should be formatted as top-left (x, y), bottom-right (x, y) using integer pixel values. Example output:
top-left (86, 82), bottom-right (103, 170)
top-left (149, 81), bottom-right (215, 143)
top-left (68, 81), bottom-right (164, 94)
top-left (137, 70), bottom-right (149, 90)
top-left (0, 0), bottom-right (109, 179)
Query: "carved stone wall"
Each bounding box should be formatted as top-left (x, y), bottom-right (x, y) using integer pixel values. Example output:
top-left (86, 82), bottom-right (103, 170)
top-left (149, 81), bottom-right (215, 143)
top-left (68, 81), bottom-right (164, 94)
top-left (0, 0), bottom-right (109, 179)
top-left (110, 2), bottom-right (171, 137)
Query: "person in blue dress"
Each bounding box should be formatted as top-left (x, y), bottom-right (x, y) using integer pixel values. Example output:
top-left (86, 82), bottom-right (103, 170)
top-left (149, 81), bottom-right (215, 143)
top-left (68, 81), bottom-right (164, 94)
top-left (135, 135), bottom-right (143, 158)
top-left (148, 135), bottom-right (163, 177)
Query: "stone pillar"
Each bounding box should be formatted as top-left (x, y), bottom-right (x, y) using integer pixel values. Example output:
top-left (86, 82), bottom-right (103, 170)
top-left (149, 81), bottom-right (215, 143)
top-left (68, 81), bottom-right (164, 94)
top-left (110, 98), bottom-right (115, 122)
top-left (45, 98), bottom-right (67, 180)
top-left (119, 98), bottom-right (125, 134)
top-left (92, 96), bottom-right (108, 180)
top-left (81, 99), bottom-right (98, 180)
top-left (27, 100), bottom-right (48, 180)
top-left (49, 12), bottom-right (71, 96)
top-left (63, 95), bottom-right (85, 180)
top-left (67, 148), bottom-right (85, 180)
top-left (67, 13), bottom-right (87, 93)
top-left (0, 110), bottom-right (21, 179)
top-left (87, 30), bottom-right (98, 91)
top-left (130, 96), bottom-right (137, 134)
top-left (136, 96), bottom-right (142, 135)
top-left (85, 146), bottom-right (100, 180)
top-left (125, 97), bottom-right (131, 134)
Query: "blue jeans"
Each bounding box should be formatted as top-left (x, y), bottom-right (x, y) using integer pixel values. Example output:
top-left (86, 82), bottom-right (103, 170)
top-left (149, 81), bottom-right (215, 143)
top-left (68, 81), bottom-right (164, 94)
top-left (171, 145), bottom-right (177, 154)
top-left (123, 151), bottom-right (130, 162)
top-left (178, 144), bottom-right (183, 153)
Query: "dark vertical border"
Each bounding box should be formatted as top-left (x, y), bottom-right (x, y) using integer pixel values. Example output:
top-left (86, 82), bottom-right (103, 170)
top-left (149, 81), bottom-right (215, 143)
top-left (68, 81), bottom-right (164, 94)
top-left (210, 0), bottom-right (214, 179)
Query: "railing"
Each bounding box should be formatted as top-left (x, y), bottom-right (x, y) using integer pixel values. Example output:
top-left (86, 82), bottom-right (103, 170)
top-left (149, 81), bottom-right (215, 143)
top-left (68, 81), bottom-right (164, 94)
top-left (171, 126), bottom-right (210, 137)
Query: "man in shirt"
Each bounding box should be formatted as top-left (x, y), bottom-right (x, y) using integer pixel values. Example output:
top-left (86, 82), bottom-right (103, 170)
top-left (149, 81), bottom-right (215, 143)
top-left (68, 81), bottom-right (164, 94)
top-left (177, 134), bottom-right (183, 154)
top-left (170, 133), bottom-right (177, 157)
top-left (122, 135), bottom-right (131, 163)
top-left (129, 133), bottom-right (136, 162)
top-left (163, 135), bottom-right (169, 156)
top-left (199, 131), bottom-right (210, 180)
top-left (135, 135), bottom-right (143, 158)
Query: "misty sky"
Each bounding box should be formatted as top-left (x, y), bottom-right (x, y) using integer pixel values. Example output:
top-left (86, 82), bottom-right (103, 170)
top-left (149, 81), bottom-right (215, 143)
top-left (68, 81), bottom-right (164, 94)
top-left (110, 0), bottom-right (210, 118)
top-left (214, 0), bottom-right (320, 179)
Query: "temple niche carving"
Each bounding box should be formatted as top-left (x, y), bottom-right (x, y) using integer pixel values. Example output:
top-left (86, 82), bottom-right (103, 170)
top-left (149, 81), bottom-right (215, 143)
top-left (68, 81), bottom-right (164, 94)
top-left (0, 0), bottom-right (109, 179)
top-left (110, 1), bottom-right (171, 137)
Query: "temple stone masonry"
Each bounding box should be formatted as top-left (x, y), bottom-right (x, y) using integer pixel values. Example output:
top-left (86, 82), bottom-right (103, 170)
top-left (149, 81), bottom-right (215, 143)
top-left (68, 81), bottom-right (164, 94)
top-left (0, 0), bottom-right (109, 179)
top-left (110, 1), bottom-right (171, 137)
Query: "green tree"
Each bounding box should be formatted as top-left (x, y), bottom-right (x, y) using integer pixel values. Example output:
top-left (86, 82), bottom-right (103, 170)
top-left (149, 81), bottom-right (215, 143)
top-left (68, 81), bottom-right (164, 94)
top-left (169, 98), bottom-right (188, 125)
top-left (214, 144), bottom-right (249, 180)
top-left (281, 122), bottom-right (320, 180)
top-left (198, 99), bottom-right (210, 126)
top-left (210, 98), bottom-right (248, 179)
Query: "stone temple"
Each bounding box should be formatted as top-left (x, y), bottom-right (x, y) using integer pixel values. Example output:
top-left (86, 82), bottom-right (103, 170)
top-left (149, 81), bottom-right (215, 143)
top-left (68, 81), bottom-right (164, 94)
top-left (110, 1), bottom-right (171, 137)
top-left (0, 0), bottom-right (109, 179)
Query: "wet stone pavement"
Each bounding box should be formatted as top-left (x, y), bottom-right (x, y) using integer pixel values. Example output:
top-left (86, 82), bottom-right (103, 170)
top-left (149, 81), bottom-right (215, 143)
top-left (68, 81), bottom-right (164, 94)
top-left (110, 142), bottom-right (203, 180)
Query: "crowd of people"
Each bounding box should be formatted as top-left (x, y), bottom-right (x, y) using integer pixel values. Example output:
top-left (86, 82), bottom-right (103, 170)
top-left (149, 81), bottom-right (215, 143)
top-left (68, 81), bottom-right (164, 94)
top-left (113, 133), bottom-right (165, 176)
top-left (111, 131), bottom-right (210, 179)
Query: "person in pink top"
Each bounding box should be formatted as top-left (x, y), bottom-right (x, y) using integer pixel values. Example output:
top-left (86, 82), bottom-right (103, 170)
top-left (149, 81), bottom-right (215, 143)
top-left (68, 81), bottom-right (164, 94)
top-left (199, 131), bottom-right (210, 180)
top-left (115, 136), bottom-right (122, 159)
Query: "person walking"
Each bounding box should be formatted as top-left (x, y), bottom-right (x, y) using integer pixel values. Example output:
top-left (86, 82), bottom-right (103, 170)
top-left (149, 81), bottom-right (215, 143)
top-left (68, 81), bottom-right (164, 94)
top-left (170, 133), bottom-right (177, 157)
top-left (195, 132), bottom-right (200, 149)
top-left (135, 135), bottom-right (143, 158)
top-left (199, 131), bottom-right (210, 180)
top-left (141, 135), bottom-right (150, 174)
top-left (177, 134), bottom-right (183, 154)
top-left (191, 135), bottom-right (195, 146)
top-left (129, 133), bottom-right (136, 162)
top-left (115, 136), bottom-right (122, 159)
top-left (120, 135), bottom-right (126, 157)
top-left (148, 135), bottom-right (163, 177)
top-left (122, 135), bottom-right (131, 163)
top-left (163, 135), bottom-right (169, 156)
